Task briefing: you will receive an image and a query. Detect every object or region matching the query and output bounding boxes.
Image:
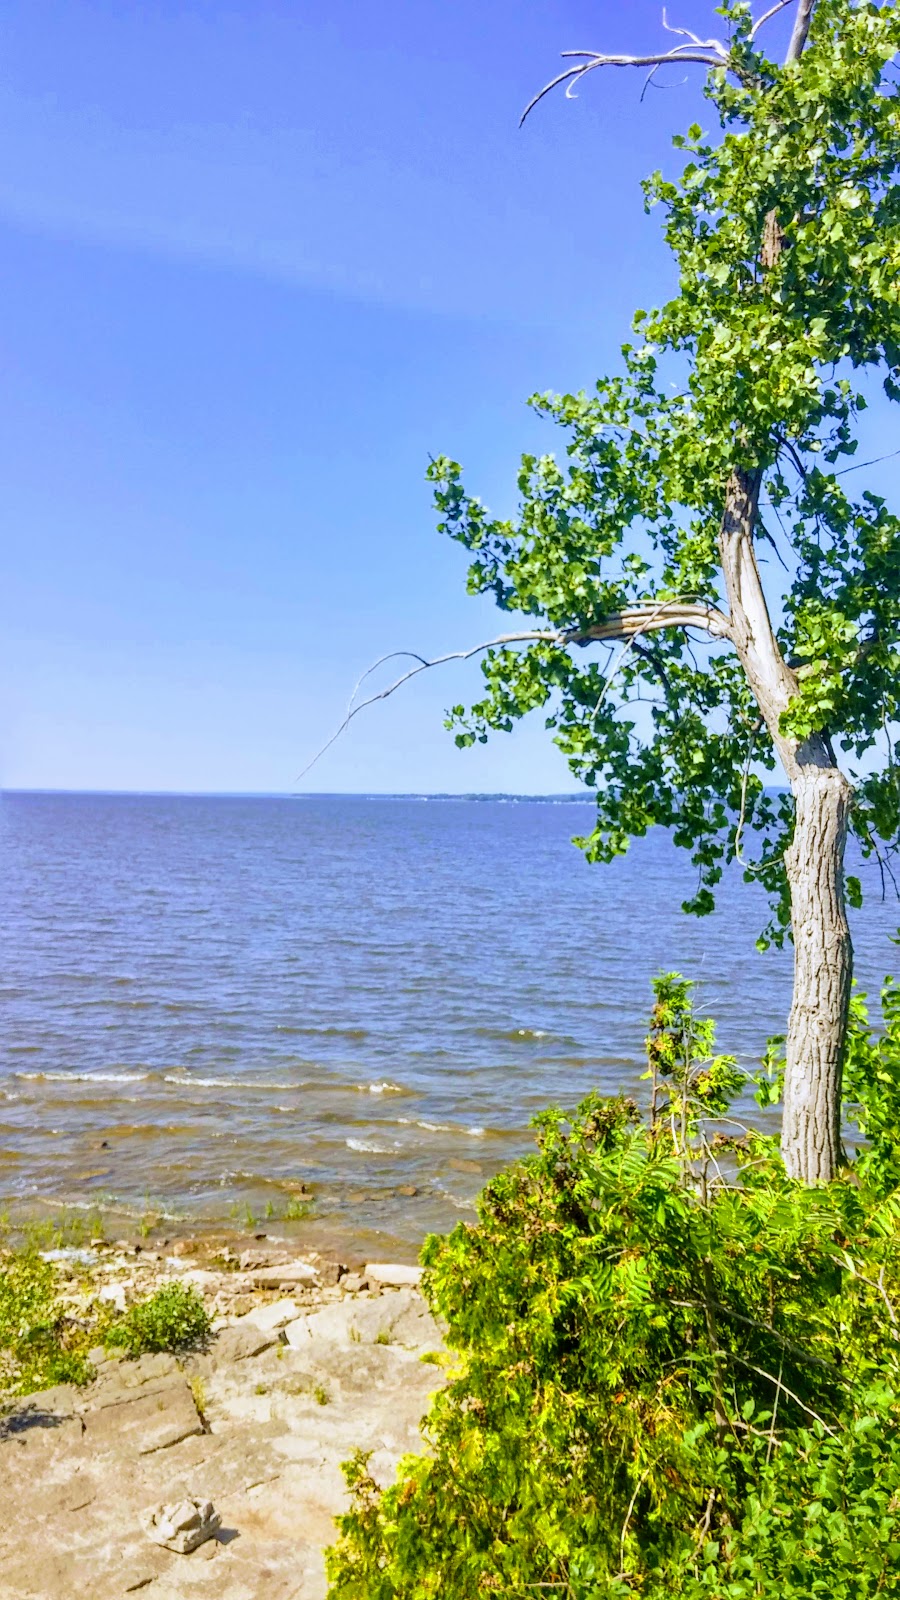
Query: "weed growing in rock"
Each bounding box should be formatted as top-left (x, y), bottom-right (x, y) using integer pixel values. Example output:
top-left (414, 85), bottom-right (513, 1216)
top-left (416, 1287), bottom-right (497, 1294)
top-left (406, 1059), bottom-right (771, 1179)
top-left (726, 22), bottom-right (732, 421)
top-left (104, 1282), bottom-right (210, 1358)
top-left (0, 1251), bottom-right (95, 1395)
top-left (189, 1374), bottom-right (208, 1420)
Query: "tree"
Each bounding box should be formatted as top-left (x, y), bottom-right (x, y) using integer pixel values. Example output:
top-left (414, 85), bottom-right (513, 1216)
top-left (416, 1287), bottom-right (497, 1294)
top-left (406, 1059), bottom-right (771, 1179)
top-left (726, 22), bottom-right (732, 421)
top-left (417, 0), bottom-right (900, 1185)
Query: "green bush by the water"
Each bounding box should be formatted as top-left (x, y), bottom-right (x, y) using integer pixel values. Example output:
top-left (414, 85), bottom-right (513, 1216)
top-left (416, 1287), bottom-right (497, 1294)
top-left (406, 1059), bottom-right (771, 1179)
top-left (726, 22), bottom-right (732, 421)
top-left (326, 975), bottom-right (900, 1599)
top-left (103, 1281), bottom-right (210, 1357)
top-left (0, 1251), bottom-right (94, 1395)
top-left (0, 1263), bottom-right (211, 1397)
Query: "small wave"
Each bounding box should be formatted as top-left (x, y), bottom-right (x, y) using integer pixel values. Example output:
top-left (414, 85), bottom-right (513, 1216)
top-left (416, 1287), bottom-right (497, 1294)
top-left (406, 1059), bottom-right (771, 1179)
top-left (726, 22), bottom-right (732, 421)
top-left (86, 1199), bottom-right (186, 1223)
top-left (474, 1026), bottom-right (555, 1044)
top-left (397, 1117), bottom-right (454, 1133)
top-left (15, 1070), bottom-right (149, 1084)
top-left (363, 1081), bottom-right (406, 1096)
top-left (276, 1025), bottom-right (368, 1040)
top-left (163, 1075), bottom-right (289, 1090)
top-left (346, 1137), bottom-right (400, 1154)
top-left (431, 1180), bottom-right (478, 1212)
top-left (397, 1116), bottom-right (488, 1138)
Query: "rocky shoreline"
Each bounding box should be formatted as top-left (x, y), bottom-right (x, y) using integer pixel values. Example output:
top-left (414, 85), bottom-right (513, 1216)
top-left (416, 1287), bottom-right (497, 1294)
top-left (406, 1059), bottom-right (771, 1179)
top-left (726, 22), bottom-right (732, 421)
top-left (0, 1233), bottom-right (446, 1599)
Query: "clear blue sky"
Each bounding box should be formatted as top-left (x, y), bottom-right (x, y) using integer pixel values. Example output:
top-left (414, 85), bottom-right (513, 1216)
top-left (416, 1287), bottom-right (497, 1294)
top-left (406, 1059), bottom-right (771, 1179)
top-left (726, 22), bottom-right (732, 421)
top-left (2, 1), bottom-right (896, 793)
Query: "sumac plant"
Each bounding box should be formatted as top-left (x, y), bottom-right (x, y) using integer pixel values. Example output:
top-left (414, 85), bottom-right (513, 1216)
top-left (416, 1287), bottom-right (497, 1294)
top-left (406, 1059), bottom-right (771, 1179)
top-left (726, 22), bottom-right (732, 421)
top-left (325, 975), bottom-right (900, 1599)
top-left (413, 0), bottom-right (900, 1184)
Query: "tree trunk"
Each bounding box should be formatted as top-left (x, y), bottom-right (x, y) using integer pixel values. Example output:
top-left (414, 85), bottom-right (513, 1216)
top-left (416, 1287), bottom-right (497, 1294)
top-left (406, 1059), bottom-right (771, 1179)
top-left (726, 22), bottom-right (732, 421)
top-left (786, 0), bottom-right (817, 64)
top-left (718, 468), bottom-right (852, 1183)
top-left (781, 765), bottom-right (853, 1181)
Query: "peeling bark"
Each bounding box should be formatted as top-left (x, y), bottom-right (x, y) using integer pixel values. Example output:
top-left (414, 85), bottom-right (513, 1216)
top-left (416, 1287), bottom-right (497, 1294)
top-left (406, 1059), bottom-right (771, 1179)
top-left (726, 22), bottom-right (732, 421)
top-left (718, 469), bottom-right (852, 1184)
top-left (782, 768), bottom-right (852, 1181)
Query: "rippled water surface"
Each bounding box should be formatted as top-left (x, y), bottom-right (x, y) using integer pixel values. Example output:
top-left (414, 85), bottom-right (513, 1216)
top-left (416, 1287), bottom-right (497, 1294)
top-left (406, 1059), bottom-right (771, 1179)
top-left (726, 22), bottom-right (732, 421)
top-left (2, 792), bottom-right (898, 1252)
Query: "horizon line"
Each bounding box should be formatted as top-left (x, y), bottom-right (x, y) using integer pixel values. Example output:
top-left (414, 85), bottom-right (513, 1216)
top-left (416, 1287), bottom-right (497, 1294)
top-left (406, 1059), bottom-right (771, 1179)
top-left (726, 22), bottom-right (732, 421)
top-left (1, 785), bottom-right (791, 801)
top-left (0, 786), bottom-right (594, 800)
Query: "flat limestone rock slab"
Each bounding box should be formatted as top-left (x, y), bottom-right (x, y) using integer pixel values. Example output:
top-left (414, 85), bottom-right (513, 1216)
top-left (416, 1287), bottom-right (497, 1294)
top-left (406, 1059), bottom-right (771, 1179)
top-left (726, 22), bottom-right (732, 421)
top-left (83, 1375), bottom-right (204, 1455)
top-left (239, 1297), bottom-right (301, 1332)
top-left (0, 1278), bottom-right (447, 1600)
top-left (364, 1262), bottom-right (423, 1288)
top-left (90, 1351), bottom-right (180, 1404)
top-left (3, 1382), bottom-right (80, 1423)
top-left (250, 1261), bottom-right (318, 1290)
top-left (284, 1287), bottom-right (442, 1352)
top-left (206, 1323), bottom-right (283, 1365)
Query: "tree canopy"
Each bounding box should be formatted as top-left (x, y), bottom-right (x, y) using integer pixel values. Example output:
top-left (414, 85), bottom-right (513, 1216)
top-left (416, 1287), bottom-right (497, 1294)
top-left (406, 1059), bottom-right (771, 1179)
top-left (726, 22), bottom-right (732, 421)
top-left (429, 0), bottom-right (900, 946)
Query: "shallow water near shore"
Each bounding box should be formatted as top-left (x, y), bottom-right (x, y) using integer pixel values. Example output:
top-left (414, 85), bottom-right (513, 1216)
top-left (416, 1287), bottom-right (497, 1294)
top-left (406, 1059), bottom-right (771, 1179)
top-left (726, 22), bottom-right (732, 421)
top-left (2, 790), bottom-right (898, 1255)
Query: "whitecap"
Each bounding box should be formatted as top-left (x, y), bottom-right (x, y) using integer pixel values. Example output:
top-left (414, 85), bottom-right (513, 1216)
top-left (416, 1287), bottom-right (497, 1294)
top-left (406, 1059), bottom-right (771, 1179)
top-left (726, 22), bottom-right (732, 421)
top-left (364, 1081), bottom-right (405, 1095)
top-left (431, 1180), bottom-right (478, 1212)
top-left (397, 1117), bottom-right (455, 1133)
top-left (163, 1075), bottom-right (287, 1089)
top-left (345, 1137), bottom-right (399, 1154)
top-left (15, 1070), bottom-right (149, 1084)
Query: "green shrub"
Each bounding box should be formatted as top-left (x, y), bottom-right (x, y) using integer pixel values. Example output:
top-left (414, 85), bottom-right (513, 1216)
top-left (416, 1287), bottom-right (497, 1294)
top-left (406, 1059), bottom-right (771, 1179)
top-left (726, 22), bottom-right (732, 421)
top-left (326, 975), bottom-right (900, 1599)
top-left (0, 1251), bottom-right (94, 1394)
top-left (104, 1281), bottom-right (210, 1357)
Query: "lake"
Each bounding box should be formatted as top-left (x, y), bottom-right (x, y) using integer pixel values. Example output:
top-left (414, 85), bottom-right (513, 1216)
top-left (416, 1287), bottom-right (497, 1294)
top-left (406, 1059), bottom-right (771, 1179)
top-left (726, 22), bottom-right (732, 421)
top-left (1, 791), bottom-right (897, 1255)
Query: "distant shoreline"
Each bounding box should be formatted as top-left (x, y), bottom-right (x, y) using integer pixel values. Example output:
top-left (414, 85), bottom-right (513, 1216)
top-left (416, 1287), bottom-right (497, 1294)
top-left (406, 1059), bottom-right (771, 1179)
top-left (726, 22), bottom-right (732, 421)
top-left (1, 788), bottom-right (788, 801)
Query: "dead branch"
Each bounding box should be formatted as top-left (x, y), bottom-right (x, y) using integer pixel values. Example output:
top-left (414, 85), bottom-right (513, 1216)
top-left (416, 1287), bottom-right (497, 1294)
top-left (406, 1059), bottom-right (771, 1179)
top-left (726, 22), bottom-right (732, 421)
top-left (297, 602), bottom-right (733, 781)
top-left (296, 631), bottom-right (561, 781)
top-left (520, 42), bottom-right (728, 126)
top-left (723, 1352), bottom-right (838, 1434)
top-left (580, 601), bottom-right (732, 644)
top-left (751, 0), bottom-right (796, 40)
top-left (520, 2), bottom-right (816, 126)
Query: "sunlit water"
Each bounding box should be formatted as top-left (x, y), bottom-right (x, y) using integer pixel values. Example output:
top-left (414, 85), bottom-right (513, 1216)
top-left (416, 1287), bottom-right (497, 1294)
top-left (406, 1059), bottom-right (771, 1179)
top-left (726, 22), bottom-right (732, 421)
top-left (1, 792), bottom-right (897, 1254)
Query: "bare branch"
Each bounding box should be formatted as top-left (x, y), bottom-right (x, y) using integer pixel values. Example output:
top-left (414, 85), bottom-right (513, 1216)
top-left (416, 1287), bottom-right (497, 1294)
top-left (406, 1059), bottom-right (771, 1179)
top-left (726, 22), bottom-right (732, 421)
top-left (520, 0), bottom-right (817, 128)
top-left (520, 43), bottom-right (726, 126)
top-left (723, 1352), bottom-right (838, 1434)
top-left (661, 10), bottom-right (729, 54)
top-left (670, 1296), bottom-right (846, 1377)
top-left (785, 0), bottom-right (816, 63)
top-left (640, 63), bottom-right (689, 102)
top-left (734, 716), bottom-right (765, 868)
top-left (750, 1), bottom-right (795, 41)
top-left (298, 602), bottom-right (733, 781)
top-left (631, 638), bottom-right (673, 695)
top-left (296, 631), bottom-right (562, 781)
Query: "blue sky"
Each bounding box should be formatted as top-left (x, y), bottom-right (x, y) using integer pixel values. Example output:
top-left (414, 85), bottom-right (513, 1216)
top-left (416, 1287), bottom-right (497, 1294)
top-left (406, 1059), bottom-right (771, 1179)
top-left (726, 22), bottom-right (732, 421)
top-left (1, 0), bottom-right (896, 793)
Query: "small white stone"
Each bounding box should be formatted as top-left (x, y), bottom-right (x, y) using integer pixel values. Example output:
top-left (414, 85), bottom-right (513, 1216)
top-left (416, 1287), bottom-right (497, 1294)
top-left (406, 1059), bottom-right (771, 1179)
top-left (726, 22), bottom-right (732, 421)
top-left (282, 1316), bottom-right (313, 1348)
top-left (142, 1497), bottom-right (221, 1554)
top-left (98, 1284), bottom-right (127, 1313)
